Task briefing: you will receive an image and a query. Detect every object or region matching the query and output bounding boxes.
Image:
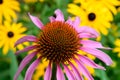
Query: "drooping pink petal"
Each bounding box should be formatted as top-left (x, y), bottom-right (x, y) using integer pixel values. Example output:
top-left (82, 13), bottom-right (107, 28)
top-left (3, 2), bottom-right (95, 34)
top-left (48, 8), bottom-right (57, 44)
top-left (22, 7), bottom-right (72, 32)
top-left (15, 45), bottom-right (37, 55)
top-left (74, 58), bottom-right (94, 80)
top-left (24, 57), bottom-right (41, 80)
top-left (15, 35), bottom-right (37, 47)
top-left (44, 62), bottom-right (52, 80)
top-left (69, 61), bottom-right (83, 80)
top-left (28, 13), bottom-right (44, 29)
top-left (80, 40), bottom-right (110, 49)
top-left (49, 16), bottom-right (55, 22)
top-left (14, 51), bottom-right (38, 80)
top-left (63, 64), bottom-right (75, 80)
top-left (57, 64), bottom-right (65, 80)
top-left (79, 33), bottom-right (98, 38)
top-left (80, 47), bottom-right (113, 65)
top-left (54, 9), bottom-right (64, 21)
top-left (78, 27), bottom-right (99, 38)
top-left (78, 54), bottom-right (105, 70)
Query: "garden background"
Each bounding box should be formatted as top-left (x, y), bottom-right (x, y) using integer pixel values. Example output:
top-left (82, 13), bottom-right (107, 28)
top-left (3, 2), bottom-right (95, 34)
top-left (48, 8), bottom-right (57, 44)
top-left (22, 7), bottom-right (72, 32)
top-left (0, 0), bottom-right (120, 80)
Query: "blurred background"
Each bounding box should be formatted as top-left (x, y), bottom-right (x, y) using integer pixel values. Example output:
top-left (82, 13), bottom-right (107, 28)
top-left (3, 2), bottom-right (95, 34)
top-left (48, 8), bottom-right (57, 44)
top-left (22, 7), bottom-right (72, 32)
top-left (0, 0), bottom-right (120, 80)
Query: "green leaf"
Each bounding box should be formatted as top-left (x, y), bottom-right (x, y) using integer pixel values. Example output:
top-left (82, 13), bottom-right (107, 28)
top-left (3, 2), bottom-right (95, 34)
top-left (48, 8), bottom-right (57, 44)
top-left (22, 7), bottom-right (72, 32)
top-left (95, 69), bottom-right (109, 80)
top-left (8, 50), bottom-right (23, 80)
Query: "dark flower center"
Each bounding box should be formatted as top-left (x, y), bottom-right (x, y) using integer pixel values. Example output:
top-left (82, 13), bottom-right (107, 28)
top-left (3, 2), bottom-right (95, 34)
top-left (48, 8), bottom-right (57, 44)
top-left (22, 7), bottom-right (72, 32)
top-left (76, 3), bottom-right (81, 6)
top-left (0, 0), bottom-right (3, 4)
top-left (37, 21), bottom-right (80, 63)
top-left (7, 31), bottom-right (14, 38)
top-left (88, 13), bottom-right (96, 21)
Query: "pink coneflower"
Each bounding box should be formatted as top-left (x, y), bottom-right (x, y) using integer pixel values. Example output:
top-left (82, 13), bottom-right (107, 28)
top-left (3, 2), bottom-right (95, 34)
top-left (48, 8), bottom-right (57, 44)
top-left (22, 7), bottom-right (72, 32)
top-left (14, 9), bottom-right (112, 80)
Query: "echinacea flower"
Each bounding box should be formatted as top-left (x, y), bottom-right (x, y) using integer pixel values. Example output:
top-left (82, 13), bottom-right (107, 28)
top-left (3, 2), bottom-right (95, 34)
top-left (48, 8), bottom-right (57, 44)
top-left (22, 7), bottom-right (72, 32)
top-left (14, 9), bottom-right (112, 80)
top-left (0, 0), bottom-right (20, 23)
top-left (68, 1), bottom-right (113, 35)
top-left (0, 21), bottom-right (28, 55)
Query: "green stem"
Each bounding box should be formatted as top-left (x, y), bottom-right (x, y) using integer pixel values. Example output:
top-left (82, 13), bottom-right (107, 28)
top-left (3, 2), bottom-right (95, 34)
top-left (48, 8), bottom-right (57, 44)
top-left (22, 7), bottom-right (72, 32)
top-left (51, 63), bottom-right (56, 80)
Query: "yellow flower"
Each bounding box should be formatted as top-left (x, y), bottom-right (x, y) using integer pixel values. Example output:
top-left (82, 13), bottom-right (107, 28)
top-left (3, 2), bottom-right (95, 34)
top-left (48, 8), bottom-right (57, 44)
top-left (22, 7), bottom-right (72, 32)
top-left (32, 60), bottom-right (49, 80)
top-left (110, 60), bottom-right (116, 67)
top-left (39, 0), bottom-right (44, 3)
top-left (117, 7), bottom-right (120, 12)
top-left (0, 0), bottom-right (20, 23)
top-left (24, 0), bottom-right (37, 3)
top-left (87, 0), bottom-right (120, 14)
top-left (113, 39), bottom-right (120, 57)
top-left (0, 21), bottom-right (28, 55)
top-left (24, 0), bottom-right (44, 3)
top-left (68, 1), bottom-right (113, 35)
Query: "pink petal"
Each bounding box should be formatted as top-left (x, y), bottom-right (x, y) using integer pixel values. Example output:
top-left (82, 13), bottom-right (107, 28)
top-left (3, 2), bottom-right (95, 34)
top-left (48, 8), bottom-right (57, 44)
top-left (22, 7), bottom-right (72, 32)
top-left (72, 17), bottom-right (80, 30)
top-left (80, 47), bottom-right (113, 65)
top-left (44, 62), bottom-right (52, 80)
top-left (69, 61), bottom-right (83, 80)
top-left (49, 16), bottom-right (55, 22)
top-left (80, 40), bottom-right (110, 49)
top-left (66, 17), bottom-right (73, 25)
top-left (79, 27), bottom-right (99, 38)
top-left (79, 33), bottom-right (97, 38)
top-left (74, 58), bottom-right (94, 80)
top-left (63, 64), bottom-right (75, 80)
top-left (28, 13), bottom-right (44, 29)
top-left (15, 45), bottom-right (37, 55)
top-left (24, 57), bottom-right (41, 80)
top-left (14, 51), bottom-right (38, 80)
top-left (66, 17), bottom-right (80, 30)
top-left (54, 9), bottom-right (64, 21)
top-left (78, 54), bottom-right (105, 70)
top-left (14, 35), bottom-right (37, 47)
top-left (57, 64), bottom-right (65, 80)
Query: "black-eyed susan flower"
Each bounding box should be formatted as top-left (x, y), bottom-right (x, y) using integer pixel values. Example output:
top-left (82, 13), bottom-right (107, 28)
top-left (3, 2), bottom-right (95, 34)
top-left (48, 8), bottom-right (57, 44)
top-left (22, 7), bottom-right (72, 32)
top-left (68, 1), bottom-right (113, 35)
top-left (14, 9), bottom-right (112, 80)
top-left (0, 0), bottom-right (20, 23)
top-left (87, 0), bottom-right (120, 14)
top-left (0, 21), bottom-right (28, 55)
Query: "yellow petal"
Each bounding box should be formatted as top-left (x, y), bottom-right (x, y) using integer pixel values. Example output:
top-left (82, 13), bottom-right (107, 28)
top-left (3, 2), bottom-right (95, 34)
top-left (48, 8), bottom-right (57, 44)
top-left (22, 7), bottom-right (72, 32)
top-left (113, 47), bottom-right (120, 52)
top-left (107, 0), bottom-right (120, 6)
top-left (3, 41), bottom-right (9, 55)
top-left (6, 8), bottom-right (17, 19)
top-left (67, 3), bottom-right (85, 16)
top-left (104, 2), bottom-right (117, 14)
